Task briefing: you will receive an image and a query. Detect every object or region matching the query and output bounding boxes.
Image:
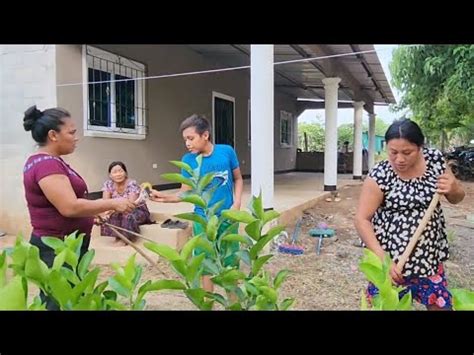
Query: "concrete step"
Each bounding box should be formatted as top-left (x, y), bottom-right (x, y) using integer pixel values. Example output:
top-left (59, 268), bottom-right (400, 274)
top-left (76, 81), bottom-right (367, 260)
top-left (90, 222), bottom-right (192, 265)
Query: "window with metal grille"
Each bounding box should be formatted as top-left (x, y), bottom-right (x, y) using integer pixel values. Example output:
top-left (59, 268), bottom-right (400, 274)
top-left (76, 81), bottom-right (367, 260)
top-left (280, 110), bottom-right (293, 147)
top-left (83, 45), bottom-right (147, 139)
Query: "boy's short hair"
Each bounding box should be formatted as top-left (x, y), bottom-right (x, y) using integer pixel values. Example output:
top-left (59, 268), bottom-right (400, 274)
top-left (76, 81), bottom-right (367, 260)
top-left (180, 114), bottom-right (211, 137)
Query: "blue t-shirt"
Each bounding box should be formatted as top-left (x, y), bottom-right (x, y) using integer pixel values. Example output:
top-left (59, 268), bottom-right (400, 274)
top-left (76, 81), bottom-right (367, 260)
top-left (181, 144), bottom-right (239, 218)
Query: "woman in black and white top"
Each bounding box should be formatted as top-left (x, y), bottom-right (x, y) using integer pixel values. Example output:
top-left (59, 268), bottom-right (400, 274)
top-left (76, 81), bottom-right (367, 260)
top-left (355, 119), bottom-right (465, 310)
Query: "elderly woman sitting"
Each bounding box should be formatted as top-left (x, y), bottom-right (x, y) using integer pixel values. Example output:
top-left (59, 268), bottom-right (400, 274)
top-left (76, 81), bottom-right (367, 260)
top-left (100, 161), bottom-right (153, 245)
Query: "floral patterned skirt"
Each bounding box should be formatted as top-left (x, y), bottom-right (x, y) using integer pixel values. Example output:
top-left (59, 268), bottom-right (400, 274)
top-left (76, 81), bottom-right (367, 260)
top-left (101, 204), bottom-right (153, 240)
top-left (366, 264), bottom-right (452, 309)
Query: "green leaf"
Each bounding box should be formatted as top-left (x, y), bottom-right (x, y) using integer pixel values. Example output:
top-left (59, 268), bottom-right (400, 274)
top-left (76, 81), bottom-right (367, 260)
top-left (244, 281), bottom-right (259, 296)
top-left (205, 292), bottom-right (228, 307)
top-left (180, 235), bottom-right (203, 260)
top-left (108, 276), bottom-right (131, 298)
top-left (202, 184), bottom-right (220, 205)
top-left (451, 288), bottom-right (474, 310)
top-left (48, 270), bottom-right (73, 308)
top-left (105, 299), bottom-right (127, 310)
top-left (207, 200), bottom-right (225, 219)
top-left (124, 254), bottom-right (137, 280)
top-left (94, 281), bottom-right (109, 295)
top-left (206, 215), bottom-right (219, 241)
top-left (397, 291), bottom-right (413, 310)
top-left (273, 270), bottom-right (289, 289)
top-left (249, 275), bottom-right (268, 288)
top-left (0, 276), bottom-right (27, 310)
top-left (202, 259), bottom-right (220, 275)
top-left (252, 254), bottom-right (273, 275)
top-left (184, 288), bottom-right (208, 310)
top-left (170, 160), bottom-right (194, 176)
top-left (52, 250), bottom-right (67, 271)
top-left (186, 254), bottom-right (205, 284)
top-left (59, 267), bottom-right (81, 286)
top-left (10, 241), bottom-right (29, 268)
top-left (0, 251), bottom-right (7, 288)
top-left (133, 299), bottom-right (147, 310)
top-left (40, 237), bottom-right (64, 251)
top-left (141, 280), bottom-right (187, 293)
top-left (255, 295), bottom-right (272, 310)
top-left (380, 288), bottom-right (400, 310)
top-left (279, 298), bottom-right (295, 310)
top-left (71, 268), bottom-right (101, 302)
top-left (64, 249), bottom-right (79, 270)
top-left (132, 265), bottom-right (143, 289)
top-left (235, 250), bottom-right (251, 266)
top-left (72, 294), bottom-right (97, 310)
top-left (219, 222), bottom-right (240, 238)
top-left (197, 172), bottom-right (216, 193)
top-left (359, 262), bottom-right (385, 289)
top-left (28, 296), bottom-right (46, 310)
top-left (196, 239), bottom-right (215, 257)
top-left (136, 280), bottom-right (151, 302)
top-left (174, 213), bottom-right (207, 228)
top-left (161, 173), bottom-right (196, 189)
top-left (361, 249), bottom-right (384, 270)
top-left (65, 233), bottom-right (84, 255)
top-left (170, 260), bottom-right (188, 278)
top-left (228, 302), bottom-right (243, 311)
top-left (258, 286), bottom-right (277, 304)
top-left (211, 270), bottom-right (246, 289)
top-left (181, 194), bottom-right (207, 209)
top-left (221, 234), bottom-right (253, 245)
top-left (245, 220), bottom-right (262, 241)
top-left (221, 210), bottom-right (257, 224)
top-left (103, 290), bottom-right (117, 301)
top-left (144, 242), bottom-right (182, 261)
top-left (250, 232), bottom-right (283, 260)
top-left (381, 253), bottom-right (392, 275)
top-left (77, 249), bottom-right (95, 279)
top-left (265, 225), bottom-right (286, 240)
top-left (263, 210), bottom-right (280, 225)
top-left (249, 192), bottom-right (264, 219)
top-left (24, 247), bottom-right (50, 285)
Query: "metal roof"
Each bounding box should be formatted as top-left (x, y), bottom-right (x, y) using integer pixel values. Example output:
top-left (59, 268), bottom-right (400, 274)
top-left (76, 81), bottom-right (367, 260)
top-left (188, 44), bottom-right (396, 108)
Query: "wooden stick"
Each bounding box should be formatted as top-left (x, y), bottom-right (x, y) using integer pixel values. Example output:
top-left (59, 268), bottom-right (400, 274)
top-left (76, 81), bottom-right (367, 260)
top-left (396, 192), bottom-right (441, 272)
top-left (96, 216), bottom-right (167, 277)
top-left (102, 222), bottom-right (157, 243)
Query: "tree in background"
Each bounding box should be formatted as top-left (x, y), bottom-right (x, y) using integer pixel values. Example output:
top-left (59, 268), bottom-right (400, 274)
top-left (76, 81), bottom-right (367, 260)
top-left (390, 45), bottom-right (474, 150)
top-left (298, 116), bottom-right (389, 152)
top-left (298, 122), bottom-right (325, 151)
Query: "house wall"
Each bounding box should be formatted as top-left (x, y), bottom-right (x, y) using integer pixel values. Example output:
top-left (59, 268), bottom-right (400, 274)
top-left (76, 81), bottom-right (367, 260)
top-left (56, 45), bottom-right (299, 192)
top-left (0, 45), bottom-right (57, 235)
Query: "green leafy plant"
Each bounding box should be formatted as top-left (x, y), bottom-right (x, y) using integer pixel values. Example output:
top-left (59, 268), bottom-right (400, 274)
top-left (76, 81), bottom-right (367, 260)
top-left (359, 248), bottom-right (474, 311)
top-left (451, 289), bottom-right (474, 310)
top-left (144, 155), bottom-right (294, 310)
top-left (1, 233), bottom-right (168, 310)
top-left (359, 249), bottom-right (412, 310)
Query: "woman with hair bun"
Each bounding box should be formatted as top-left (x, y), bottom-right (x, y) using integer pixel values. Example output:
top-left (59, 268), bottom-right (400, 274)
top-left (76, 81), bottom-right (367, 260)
top-left (22, 105), bottom-right (135, 310)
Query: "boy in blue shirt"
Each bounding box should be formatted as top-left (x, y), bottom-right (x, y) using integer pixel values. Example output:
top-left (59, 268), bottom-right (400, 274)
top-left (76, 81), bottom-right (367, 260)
top-left (151, 114), bottom-right (243, 293)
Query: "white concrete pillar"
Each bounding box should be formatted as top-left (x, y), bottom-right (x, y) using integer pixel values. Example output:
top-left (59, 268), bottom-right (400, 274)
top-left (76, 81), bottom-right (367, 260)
top-left (353, 101), bottom-right (364, 179)
top-left (322, 77), bottom-right (341, 191)
top-left (250, 45), bottom-right (274, 209)
top-left (368, 113), bottom-right (376, 170)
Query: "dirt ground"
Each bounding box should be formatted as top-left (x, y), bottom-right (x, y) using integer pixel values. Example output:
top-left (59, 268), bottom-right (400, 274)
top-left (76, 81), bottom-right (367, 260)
top-left (93, 181), bottom-right (474, 310)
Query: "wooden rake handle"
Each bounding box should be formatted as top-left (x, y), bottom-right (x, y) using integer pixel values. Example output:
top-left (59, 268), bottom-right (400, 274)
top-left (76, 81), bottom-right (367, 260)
top-left (396, 192), bottom-right (441, 272)
top-left (95, 215), bottom-right (167, 277)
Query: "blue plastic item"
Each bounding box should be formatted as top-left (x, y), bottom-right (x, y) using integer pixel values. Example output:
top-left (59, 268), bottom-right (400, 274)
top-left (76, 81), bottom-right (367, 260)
top-left (309, 227), bottom-right (335, 255)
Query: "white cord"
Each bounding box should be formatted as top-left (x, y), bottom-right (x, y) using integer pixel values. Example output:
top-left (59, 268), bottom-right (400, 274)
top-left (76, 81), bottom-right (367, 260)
top-left (57, 47), bottom-right (397, 88)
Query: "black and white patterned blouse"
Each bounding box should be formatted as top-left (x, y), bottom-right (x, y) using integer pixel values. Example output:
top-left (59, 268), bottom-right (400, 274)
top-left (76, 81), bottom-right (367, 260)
top-left (368, 147), bottom-right (448, 278)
